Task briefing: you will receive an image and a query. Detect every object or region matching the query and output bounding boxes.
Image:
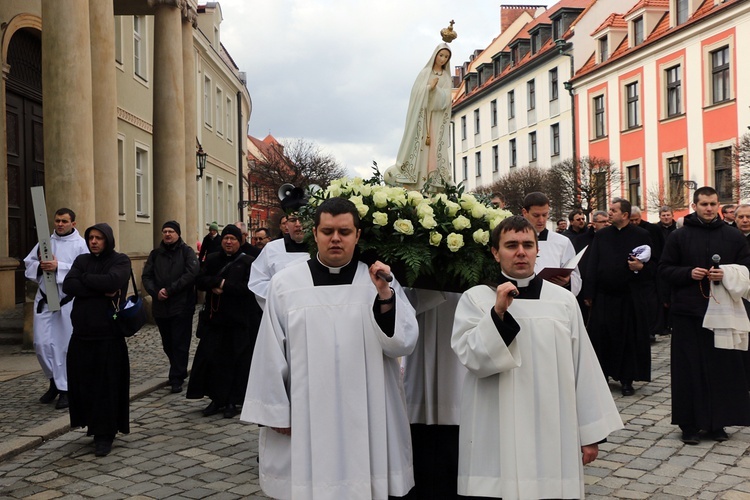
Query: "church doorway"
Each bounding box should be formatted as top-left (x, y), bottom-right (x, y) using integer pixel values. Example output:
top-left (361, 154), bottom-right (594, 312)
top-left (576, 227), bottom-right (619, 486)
top-left (6, 28), bottom-right (43, 304)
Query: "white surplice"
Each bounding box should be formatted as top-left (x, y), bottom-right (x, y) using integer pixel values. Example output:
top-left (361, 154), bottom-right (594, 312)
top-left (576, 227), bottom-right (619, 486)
top-left (451, 281), bottom-right (623, 500)
top-left (23, 229), bottom-right (88, 391)
top-left (241, 261), bottom-right (419, 500)
top-left (247, 237), bottom-right (310, 309)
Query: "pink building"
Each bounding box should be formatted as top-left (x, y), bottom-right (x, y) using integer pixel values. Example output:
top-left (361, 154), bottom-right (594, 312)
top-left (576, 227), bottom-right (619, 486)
top-left (572, 0), bottom-right (750, 219)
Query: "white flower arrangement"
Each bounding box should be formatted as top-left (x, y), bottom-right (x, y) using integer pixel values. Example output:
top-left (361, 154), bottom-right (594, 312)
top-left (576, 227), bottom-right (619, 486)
top-left (302, 168), bottom-right (513, 290)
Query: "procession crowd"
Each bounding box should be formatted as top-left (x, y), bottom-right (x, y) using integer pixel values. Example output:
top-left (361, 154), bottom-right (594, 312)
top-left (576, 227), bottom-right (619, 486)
top-left (23, 185), bottom-right (750, 499)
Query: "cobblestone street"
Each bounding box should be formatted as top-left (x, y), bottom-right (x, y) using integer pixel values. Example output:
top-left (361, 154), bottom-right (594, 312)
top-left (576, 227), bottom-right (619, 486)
top-left (0, 322), bottom-right (749, 498)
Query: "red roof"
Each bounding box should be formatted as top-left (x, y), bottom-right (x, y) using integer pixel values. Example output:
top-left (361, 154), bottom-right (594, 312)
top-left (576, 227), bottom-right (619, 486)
top-left (453, 0), bottom-right (595, 108)
top-left (624, 0), bottom-right (670, 18)
top-left (591, 13), bottom-right (627, 36)
top-left (575, 0), bottom-right (741, 81)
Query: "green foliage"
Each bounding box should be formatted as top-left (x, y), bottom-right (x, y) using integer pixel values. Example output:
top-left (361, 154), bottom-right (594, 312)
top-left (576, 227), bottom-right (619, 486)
top-left (301, 170), bottom-right (512, 291)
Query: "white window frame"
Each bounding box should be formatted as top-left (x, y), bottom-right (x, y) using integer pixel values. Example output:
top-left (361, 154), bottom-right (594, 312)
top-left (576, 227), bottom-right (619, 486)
top-left (205, 175), bottom-right (214, 223)
top-left (215, 87), bottom-right (224, 136)
top-left (114, 16), bottom-right (123, 67)
top-left (133, 15), bottom-right (148, 84)
top-left (217, 178), bottom-right (225, 225)
top-left (226, 95), bottom-right (233, 143)
top-left (118, 134), bottom-right (126, 219)
top-left (702, 37), bottom-right (734, 108)
top-left (204, 75), bottom-right (212, 128)
top-left (591, 90), bottom-right (607, 140)
top-left (135, 142), bottom-right (151, 219)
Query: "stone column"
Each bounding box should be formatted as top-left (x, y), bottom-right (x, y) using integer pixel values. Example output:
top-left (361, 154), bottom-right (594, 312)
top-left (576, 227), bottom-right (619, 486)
top-left (182, 6), bottom-right (198, 248)
top-left (150, 0), bottom-right (186, 245)
top-left (89, 0), bottom-right (119, 241)
top-left (41, 0), bottom-right (96, 231)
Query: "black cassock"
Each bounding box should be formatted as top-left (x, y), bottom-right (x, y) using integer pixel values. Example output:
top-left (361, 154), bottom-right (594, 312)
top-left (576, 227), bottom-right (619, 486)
top-left (584, 223), bottom-right (653, 383)
top-left (660, 213), bottom-right (750, 431)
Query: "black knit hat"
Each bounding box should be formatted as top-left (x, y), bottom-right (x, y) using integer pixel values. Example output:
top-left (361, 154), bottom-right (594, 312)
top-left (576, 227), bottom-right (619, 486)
top-left (221, 224), bottom-right (242, 241)
top-left (162, 220), bottom-right (181, 235)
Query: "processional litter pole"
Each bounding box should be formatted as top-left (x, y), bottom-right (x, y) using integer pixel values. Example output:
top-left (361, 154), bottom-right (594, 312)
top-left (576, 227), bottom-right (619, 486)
top-left (30, 186), bottom-right (60, 311)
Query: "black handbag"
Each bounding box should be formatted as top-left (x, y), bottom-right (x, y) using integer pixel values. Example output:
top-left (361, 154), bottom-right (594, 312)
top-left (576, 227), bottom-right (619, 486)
top-left (112, 270), bottom-right (148, 337)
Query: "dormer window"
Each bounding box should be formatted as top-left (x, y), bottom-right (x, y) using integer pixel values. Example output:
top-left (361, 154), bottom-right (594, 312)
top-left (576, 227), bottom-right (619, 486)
top-left (599, 37), bottom-right (609, 63)
top-left (676, 0), bottom-right (689, 24)
top-left (633, 17), bottom-right (644, 46)
top-left (553, 17), bottom-right (564, 39)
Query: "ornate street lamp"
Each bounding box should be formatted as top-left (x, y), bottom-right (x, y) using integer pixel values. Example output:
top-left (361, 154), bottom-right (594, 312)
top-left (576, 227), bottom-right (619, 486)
top-left (196, 140), bottom-right (207, 180)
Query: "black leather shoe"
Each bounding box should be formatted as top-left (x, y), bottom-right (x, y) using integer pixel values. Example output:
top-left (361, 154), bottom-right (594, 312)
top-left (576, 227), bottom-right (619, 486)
top-left (708, 428), bottom-right (729, 442)
top-left (223, 404), bottom-right (239, 419)
top-left (94, 441), bottom-right (112, 457)
top-left (621, 382), bottom-right (635, 396)
top-left (39, 379), bottom-right (59, 404)
top-left (94, 435), bottom-right (113, 457)
top-left (170, 384), bottom-right (183, 394)
top-left (202, 401), bottom-right (220, 416)
top-left (55, 392), bottom-right (69, 409)
top-left (681, 431), bottom-right (700, 445)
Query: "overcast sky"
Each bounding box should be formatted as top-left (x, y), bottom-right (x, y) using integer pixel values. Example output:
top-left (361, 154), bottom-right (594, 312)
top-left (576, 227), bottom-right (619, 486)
top-left (213, 1), bottom-right (552, 178)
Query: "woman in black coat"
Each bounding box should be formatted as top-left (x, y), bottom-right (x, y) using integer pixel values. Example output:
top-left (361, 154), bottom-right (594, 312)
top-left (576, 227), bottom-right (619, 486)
top-left (187, 224), bottom-right (262, 418)
top-left (63, 223), bottom-right (131, 457)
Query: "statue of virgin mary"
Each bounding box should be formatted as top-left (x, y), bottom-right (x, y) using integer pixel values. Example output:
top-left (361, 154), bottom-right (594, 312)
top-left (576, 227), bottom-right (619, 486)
top-left (384, 43), bottom-right (454, 191)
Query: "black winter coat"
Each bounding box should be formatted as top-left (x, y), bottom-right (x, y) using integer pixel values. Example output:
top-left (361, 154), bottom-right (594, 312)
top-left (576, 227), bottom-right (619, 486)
top-left (63, 223), bottom-right (131, 336)
top-left (197, 250), bottom-right (260, 329)
top-left (142, 239), bottom-right (199, 318)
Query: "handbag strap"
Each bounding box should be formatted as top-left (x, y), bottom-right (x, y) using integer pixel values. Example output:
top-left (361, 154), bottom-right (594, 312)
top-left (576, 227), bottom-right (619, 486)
top-left (129, 269), bottom-right (139, 298)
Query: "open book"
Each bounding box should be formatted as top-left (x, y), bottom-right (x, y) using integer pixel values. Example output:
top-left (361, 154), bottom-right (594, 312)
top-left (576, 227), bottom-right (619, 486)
top-left (537, 245), bottom-right (587, 281)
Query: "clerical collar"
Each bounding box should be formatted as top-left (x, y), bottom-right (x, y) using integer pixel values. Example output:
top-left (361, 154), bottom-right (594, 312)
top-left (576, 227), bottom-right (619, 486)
top-left (538, 229), bottom-right (549, 241)
top-left (501, 272), bottom-right (535, 287)
top-left (308, 257), bottom-right (358, 286)
top-left (283, 233), bottom-right (308, 253)
top-left (316, 254), bottom-right (351, 274)
top-left (495, 272), bottom-right (543, 299)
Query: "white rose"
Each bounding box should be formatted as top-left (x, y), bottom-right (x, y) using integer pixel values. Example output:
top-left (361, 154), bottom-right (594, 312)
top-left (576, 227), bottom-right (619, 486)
top-left (373, 191), bottom-right (389, 208)
top-left (429, 231), bottom-right (443, 246)
top-left (489, 217), bottom-right (503, 230)
top-left (446, 233), bottom-right (465, 252)
top-left (349, 195), bottom-right (364, 206)
top-left (359, 184), bottom-right (372, 197)
top-left (393, 219), bottom-right (415, 235)
top-left (372, 211), bottom-right (389, 226)
top-left (416, 202), bottom-right (434, 218)
top-left (407, 191), bottom-right (424, 206)
top-left (327, 185), bottom-right (342, 197)
top-left (472, 229), bottom-right (490, 246)
top-left (420, 215), bottom-right (438, 229)
top-left (356, 204), bottom-right (369, 218)
top-left (470, 204), bottom-right (487, 219)
top-left (445, 201), bottom-right (460, 217)
top-left (452, 215), bottom-right (472, 231)
top-left (460, 193), bottom-right (478, 210)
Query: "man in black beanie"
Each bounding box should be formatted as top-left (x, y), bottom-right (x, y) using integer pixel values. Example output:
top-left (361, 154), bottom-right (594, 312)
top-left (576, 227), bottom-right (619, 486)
top-left (142, 220), bottom-right (200, 393)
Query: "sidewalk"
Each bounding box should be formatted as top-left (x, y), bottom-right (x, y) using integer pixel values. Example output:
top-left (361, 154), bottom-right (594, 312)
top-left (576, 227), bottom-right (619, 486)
top-left (0, 315), bottom-right (199, 463)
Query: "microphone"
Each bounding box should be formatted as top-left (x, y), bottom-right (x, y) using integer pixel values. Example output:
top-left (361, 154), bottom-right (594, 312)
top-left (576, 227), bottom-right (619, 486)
top-left (509, 289), bottom-right (519, 298)
top-left (712, 254), bottom-right (721, 285)
top-left (376, 270), bottom-right (393, 283)
top-left (359, 248), bottom-right (393, 282)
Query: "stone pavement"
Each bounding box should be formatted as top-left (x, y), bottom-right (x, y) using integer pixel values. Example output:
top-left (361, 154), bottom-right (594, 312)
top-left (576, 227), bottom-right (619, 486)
top-left (1, 327), bottom-right (750, 498)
